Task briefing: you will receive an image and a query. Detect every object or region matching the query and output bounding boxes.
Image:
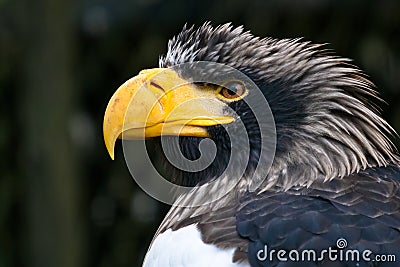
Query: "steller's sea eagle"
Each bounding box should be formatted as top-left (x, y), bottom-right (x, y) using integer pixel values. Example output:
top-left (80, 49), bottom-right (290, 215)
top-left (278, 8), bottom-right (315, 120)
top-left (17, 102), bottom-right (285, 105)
top-left (103, 23), bottom-right (400, 266)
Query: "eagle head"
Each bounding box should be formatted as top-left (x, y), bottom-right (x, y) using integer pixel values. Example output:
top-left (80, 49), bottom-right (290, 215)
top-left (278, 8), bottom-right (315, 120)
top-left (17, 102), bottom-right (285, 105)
top-left (103, 23), bottom-right (398, 191)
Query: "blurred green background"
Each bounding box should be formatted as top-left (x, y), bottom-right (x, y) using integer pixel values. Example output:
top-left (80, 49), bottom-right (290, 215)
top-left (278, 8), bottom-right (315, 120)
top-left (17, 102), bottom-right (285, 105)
top-left (1, 0), bottom-right (399, 266)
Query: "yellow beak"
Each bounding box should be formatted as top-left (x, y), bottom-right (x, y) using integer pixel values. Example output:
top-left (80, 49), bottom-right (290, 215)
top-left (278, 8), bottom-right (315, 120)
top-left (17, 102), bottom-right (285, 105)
top-left (103, 68), bottom-right (235, 159)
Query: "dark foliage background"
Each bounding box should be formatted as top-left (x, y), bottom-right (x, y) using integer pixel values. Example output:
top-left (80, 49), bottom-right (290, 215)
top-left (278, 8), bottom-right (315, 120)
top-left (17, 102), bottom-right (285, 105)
top-left (1, 0), bottom-right (399, 266)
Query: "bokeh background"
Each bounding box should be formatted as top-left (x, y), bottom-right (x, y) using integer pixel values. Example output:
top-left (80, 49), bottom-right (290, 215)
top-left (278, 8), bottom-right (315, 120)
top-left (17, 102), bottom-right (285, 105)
top-left (1, 0), bottom-right (400, 266)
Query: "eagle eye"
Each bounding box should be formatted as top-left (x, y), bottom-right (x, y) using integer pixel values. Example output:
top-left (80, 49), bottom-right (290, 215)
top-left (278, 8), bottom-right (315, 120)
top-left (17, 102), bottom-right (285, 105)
top-left (218, 81), bottom-right (247, 101)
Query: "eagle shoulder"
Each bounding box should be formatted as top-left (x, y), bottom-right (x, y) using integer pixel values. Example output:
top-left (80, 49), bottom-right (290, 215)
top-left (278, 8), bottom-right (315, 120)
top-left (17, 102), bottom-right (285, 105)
top-left (143, 224), bottom-right (249, 267)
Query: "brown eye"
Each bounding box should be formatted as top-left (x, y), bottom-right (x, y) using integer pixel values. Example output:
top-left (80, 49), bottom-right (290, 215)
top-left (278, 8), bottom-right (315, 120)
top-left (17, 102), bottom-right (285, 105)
top-left (219, 82), bottom-right (246, 100)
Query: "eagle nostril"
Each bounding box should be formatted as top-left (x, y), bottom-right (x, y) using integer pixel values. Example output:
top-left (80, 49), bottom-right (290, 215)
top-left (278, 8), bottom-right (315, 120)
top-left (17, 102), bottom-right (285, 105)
top-left (150, 81), bottom-right (165, 92)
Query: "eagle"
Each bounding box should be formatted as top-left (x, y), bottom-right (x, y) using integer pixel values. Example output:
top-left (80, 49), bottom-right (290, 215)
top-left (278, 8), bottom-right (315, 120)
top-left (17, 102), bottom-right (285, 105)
top-left (103, 23), bottom-right (400, 266)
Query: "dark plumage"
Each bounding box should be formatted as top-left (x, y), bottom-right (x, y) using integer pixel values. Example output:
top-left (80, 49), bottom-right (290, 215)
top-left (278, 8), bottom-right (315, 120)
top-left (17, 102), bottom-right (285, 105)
top-left (156, 23), bottom-right (398, 188)
top-left (153, 23), bottom-right (400, 266)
